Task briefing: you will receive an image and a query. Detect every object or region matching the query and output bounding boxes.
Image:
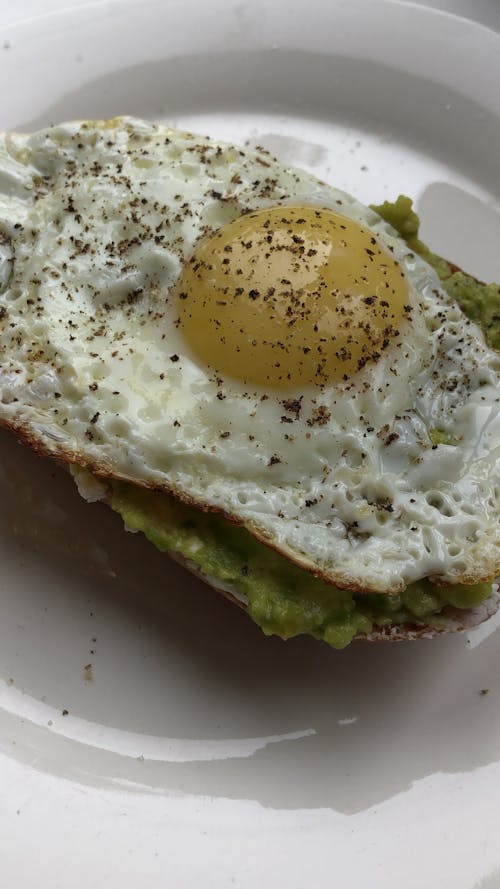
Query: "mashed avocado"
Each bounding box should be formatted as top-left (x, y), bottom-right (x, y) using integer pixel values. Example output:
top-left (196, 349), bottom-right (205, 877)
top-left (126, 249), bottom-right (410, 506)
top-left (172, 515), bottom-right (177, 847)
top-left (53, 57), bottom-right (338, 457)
top-left (110, 481), bottom-right (491, 649)
top-left (108, 196), bottom-right (498, 649)
top-left (372, 195), bottom-right (500, 349)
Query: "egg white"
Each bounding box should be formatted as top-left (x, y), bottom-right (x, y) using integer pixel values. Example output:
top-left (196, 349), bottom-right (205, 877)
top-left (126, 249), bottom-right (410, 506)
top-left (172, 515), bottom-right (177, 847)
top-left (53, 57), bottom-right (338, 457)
top-left (1, 116), bottom-right (500, 593)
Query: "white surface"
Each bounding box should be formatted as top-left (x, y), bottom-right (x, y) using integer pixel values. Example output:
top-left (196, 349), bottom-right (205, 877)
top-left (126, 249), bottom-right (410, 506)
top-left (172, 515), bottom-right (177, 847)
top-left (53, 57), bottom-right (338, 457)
top-left (407, 0), bottom-right (500, 29)
top-left (1, 1), bottom-right (500, 887)
top-left (2, 0), bottom-right (500, 31)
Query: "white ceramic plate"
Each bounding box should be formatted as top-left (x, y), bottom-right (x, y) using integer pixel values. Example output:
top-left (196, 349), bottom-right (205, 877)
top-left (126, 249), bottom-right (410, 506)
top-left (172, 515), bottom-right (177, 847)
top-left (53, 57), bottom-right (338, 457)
top-left (1, 1), bottom-right (500, 886)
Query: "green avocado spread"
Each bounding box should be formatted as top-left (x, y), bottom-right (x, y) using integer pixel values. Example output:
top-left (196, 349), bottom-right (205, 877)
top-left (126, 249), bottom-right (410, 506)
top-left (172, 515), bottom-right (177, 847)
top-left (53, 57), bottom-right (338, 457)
top-left (371, 195), bottom-right (500, 350)
top-left (110, 481), bottom-right (492, 649)
top-left (107, 196), bottom-right (498, 649)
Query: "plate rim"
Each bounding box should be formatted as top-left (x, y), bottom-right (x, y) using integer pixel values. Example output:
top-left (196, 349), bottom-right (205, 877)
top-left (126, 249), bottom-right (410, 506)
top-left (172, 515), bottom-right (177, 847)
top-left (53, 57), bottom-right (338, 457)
top-left (1, 1), bottom-right (500, 887)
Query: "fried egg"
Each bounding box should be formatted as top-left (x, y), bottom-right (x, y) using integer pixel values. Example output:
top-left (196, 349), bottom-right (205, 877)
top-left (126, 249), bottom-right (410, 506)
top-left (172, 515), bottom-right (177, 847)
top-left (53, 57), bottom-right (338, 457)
top-left (1, 116), bottom-right (499, 594)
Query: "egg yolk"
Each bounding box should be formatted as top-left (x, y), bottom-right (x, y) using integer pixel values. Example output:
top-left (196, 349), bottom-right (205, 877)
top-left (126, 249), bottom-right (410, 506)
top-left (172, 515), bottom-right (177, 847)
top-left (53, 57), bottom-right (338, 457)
top-left (177, 205), bottom-right (410, 387)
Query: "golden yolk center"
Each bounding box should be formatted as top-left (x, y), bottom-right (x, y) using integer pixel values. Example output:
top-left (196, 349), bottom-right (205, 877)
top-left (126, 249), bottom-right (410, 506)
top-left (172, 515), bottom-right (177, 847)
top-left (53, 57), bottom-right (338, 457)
top-left (176, 205), bottom-right (410, 387)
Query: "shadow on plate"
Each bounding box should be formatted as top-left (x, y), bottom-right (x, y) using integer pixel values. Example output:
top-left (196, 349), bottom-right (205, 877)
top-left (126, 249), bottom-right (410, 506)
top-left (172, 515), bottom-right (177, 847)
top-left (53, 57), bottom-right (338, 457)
top-left (416, 181), bottom-right (500, 281)
top-left (0, 429), bottom-right (499, 814)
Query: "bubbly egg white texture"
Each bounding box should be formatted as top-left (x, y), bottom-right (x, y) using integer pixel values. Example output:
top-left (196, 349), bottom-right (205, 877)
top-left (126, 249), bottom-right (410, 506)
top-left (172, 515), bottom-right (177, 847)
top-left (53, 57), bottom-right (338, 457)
top-left (1, 116), bottom-right (500, 593)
